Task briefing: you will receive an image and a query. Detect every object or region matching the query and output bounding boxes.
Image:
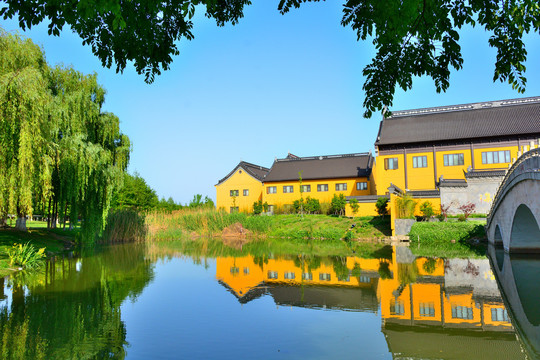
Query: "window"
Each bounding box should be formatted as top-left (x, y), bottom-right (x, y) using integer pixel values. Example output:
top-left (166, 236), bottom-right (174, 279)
top-left (482, 150), bottom-right (511, 164)
top-left (356, 182), bottom-right (367, 191)
top-left (413, 156), bottom-right (428, 168)
top-left (390, 299), bottom-right (405, 315)
top-left (358, 276), bottom-right (371, 284)
top-left (284, 272), bottom-right (295, 279)
top-left (443, 153), bottom-right (465, 166)
top-left (491, 308), bottom-right (509, 322)
top-left (267, 205), bottom-right (275, 213)
top-left (338, 274), bottom-right (350, 282)
top-left (283, 185), bottom-right (294, 193)
top-left (385, 157), bottom-right (399, 170)
top-left (317, 184), bottom-right (329, 192)
top-left (230, 267), bottom-right (239, 274)
top-left (451, 305), bottom-right (473, 319)
top-left (301, 185), bottom-right (311, 193)
top-left (302, 272), bottom-right (313, 281)
top-left (243, 267), bottom-right (249, 275)
top-left (230, 207), bottom-right (239, 214)
top-left (243, 189), bottom-right (249, 196)
top-left (319, 273), bottom-right (331, 281)
top-left (419, 302), bottom-right (435, 317)
top-left (267, 186), bottom-right (277, 194)
top-left (267, 271), bottom-right (278, 279)
top-left (230, 190), bottom-right (239, 197)
top-left (335, 183), bottom-right (347, 191)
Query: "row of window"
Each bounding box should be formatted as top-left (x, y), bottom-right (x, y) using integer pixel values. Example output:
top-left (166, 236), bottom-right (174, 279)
top-left (390, 302), bottom-right (508, 321)
top-left (230, 189), bottom-right (249, 197)
top-left (265, 271), bottom-right (360, 282)
top-left (385, 150), bottom-right (512, 170)
top-left (266, 182), bottom-right (367, 194)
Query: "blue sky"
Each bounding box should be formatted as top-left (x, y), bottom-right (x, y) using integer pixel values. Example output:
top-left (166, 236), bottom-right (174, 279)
top-left (2, 1), bottom-right (540, 204)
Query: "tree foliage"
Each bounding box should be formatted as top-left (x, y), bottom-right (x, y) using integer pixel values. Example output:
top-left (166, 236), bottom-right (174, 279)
top-left (2, 1), bottom-right (538, 116)
top-left (0, 28), bottom-right (131, 240)
top-left (112, 173), bottom-right (158, 212)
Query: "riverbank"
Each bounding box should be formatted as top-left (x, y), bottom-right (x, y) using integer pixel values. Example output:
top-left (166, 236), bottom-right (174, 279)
top-left (0, 226), bottom-right (76, 276)
top-left (146, 209), bottom-right (392, 241)
top-left (409, 221), bottom-right (487, 258)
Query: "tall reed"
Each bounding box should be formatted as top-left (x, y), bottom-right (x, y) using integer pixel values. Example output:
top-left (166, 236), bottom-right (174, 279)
top-left (102, 209), bottom-right (147, 243)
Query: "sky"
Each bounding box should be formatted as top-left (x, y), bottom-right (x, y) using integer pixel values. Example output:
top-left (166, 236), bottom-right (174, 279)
top-left (2, 1), bottom-right (540, 204)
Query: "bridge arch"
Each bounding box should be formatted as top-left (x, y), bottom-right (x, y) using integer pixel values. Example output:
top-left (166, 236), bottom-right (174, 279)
top-left (510, 204), bottom-right (540, 250)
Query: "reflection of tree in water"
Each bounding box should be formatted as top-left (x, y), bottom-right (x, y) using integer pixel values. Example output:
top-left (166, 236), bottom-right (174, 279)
top-left (0, 244), bottom-right (154, 359)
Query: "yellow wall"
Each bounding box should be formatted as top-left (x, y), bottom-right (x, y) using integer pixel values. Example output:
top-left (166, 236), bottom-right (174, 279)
top-left (262, 177), bottom-right (370, 208)
top-left (374, 154), bottom-right (406, 195)
top-left (375, 143), bottom-right (524, 194)
top-left (215, 167), bottom-right (263, 213)
top-left (345, 202), bottom-right (379, 217)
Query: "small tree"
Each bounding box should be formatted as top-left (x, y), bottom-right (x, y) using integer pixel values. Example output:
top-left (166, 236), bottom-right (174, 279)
top-left (349, 198), bottom-right (360, 216)
top-left (419, 201), bottom-right (434, 220)
top-left (305, 197), bottom-right (320, 214)
top-left (439, 203), bottom-right (452, 221)
top-left (330, 194), bottom-right (347, 216)
top-left (458, 202), bottom-right (476, 220)
top-left (253, 200), bottom-right (263, 215)
top-left (375, 197), bottom-right (389, 217)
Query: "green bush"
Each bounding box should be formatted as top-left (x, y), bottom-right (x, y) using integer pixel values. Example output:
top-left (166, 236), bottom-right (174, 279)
top-left (305, 197), bottom-right (321, 214)
top-left (419, 201), bottom-right (434, 220)
top-left (7, 242), bottom-right (46, 269)
top-left (375, 197), bottom-right (389, 216)
top-left (253, 200), bottom-right (263, 215)
top-left (330, 194), bottom-right (346, 216)
top-left (349, 198), bottom-right (360, 216)
top-left (320, 201), bottom-right (331, 215)
top-left (396, 194), bottom-right (416, 219)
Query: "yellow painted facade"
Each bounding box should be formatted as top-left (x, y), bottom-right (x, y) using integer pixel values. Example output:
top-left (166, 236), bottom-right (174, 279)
top-left (262, 177), bottom-right (370, 208)
top-left (374, 143), bottom-right (528, 195)
top-left (215, 167), bottom-right (264, 213)
top-left (216, 250), bottom-right (512, 330)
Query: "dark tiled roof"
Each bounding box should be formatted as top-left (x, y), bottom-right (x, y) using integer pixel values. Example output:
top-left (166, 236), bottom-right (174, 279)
top-left (264, 153), bottom-right (372, 182)
top-left (216, 161), bottom-right (270, 185)
top-left (409, 190), bottom-right (440, 198)
top-left (466, 169), bottom-right (506, 178)
top-left (438, 179), bottom-right (468, 188)
top-left (376, 97), bottom-right (540, 146)
top-left (346, 195), bottom-right (389, 203)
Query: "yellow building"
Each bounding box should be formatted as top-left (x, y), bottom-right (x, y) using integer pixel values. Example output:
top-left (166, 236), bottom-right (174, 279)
top-left (262, 152), bottom-right (374, 213)
top-left (373, 98), bottom-right (540, 194)
top-left (215, 97), bottom-right (540, 216)
top-left (215, 161), bottom-right (269, 213)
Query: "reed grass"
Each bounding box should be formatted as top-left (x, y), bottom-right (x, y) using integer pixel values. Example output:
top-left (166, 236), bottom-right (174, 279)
top-left (102, 209), bottom-right (147, 243)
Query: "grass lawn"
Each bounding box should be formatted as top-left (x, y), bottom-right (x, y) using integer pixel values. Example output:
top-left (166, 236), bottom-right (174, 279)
top-left (408, 221), bottom-right (487, 258)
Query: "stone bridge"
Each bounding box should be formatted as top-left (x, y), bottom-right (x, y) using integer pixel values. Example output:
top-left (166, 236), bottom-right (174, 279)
top-left (487, 148), bottom-right (540, 253)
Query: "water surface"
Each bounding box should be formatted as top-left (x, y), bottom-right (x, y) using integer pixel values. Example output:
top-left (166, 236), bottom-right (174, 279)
top-left (0, 242), bottom-right (533, 359)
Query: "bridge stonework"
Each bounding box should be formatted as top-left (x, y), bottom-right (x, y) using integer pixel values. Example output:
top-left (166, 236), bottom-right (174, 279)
top-left (487, 149), bottom-right (540, 253)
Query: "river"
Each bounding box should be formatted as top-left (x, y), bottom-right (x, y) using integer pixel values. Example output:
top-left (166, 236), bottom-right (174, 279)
top-left (0, 241), bottom-right (537, 359)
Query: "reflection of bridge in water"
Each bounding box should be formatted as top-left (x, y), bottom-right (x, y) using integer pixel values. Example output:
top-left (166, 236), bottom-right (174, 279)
top-left (216, 247), bottom-right (525, 359)
top-left (489, 245), bottom-right (540, 358)
top-left (487, 148), bottom-right (540, 252)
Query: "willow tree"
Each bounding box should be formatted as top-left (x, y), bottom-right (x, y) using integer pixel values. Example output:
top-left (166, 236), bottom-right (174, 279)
top-left (46, 67), bottom-right (131, 240)
top-left (0, 29), bottom-right (52, 230)
top-left (0, 29), bottom-right (131, 240)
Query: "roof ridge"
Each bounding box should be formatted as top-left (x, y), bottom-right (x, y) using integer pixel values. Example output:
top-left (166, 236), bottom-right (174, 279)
top-left (240, 160), bottom-right (270, 171)
top-left (275, 152), bottom-right (370, 162)
top-left (390, 96), bottom-right (540, 118)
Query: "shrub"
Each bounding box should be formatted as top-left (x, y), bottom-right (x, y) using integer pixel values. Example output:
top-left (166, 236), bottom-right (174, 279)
top-left (305, 197), bottom-right (321, 214)
top-left (439, 203), bottom-right (452, 221)
top-left (7, 242), bottom-right (46, 269)
top-left (375, 197), bottom-right (389, 217)
top-left (458, 202), bottom-right (476, 220)
top-left (253, 200), bottom-right (263, 215)
top-left (293, 198), bottom-right (304, 214)
top-left (330, 194), bottom-right (346, 216)
top-left (349, 198), bottom-right (360, 216)
top-left (320, 201), bottom-right (331, 215)
top-left (457, 214), bottom-right (466, 222)
top-left (396, 194), bottom-right (417, 219)
top-left (419, 201), bottom-right (434, 220)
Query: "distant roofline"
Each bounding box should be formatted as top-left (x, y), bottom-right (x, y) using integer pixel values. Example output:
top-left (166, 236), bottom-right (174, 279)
top-left (216, 161), bottom-right (269, 186)
top-left (275, 152), bottom-right (371, 163)
top-left (389, 96), bottom-right (540, 119)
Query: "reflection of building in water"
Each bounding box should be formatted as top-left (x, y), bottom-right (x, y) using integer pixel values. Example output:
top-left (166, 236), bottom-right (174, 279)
top-left (216, 247), bottom-right (524, 358)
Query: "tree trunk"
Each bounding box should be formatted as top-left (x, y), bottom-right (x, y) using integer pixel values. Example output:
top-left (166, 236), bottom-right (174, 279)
top-left (0, 217), bottom-right (7, 228)
top-left (15, 216), bottom-right (27, 231)
top-left (47, 197), bottom-right (51, 228)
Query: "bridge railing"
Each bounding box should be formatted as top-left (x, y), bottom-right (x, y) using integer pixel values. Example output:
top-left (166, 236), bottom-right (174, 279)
top-left (487, 147), bottom-right (540, 227)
